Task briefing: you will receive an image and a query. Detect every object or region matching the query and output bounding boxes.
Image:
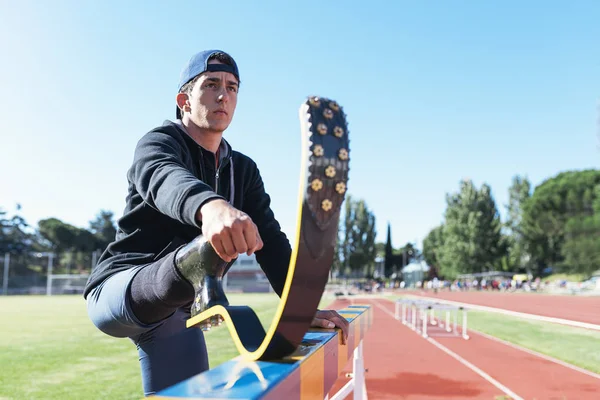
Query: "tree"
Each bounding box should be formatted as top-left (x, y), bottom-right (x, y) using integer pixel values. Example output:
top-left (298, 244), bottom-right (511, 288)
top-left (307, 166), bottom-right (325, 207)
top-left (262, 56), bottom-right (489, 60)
top-left (439, 180), bottom-right (505, 278)
top-left (38, 218), bottom-right (97, 253)
top-left (0, 208), bottom-right (10, 253)
top-left (38, 218), bottom-right (80, 254)
top-left (384, 223), bottom-right (395, 278)
top-left (399, 242), bottom-right (420, 266)
top-left (423, 224), bottom-right (444, 277)
top-left (348, 199), bottom-right (377, 275)
top-left (561, 185), bottom-right (600, 277)
top-left (336, 195), bottom-right (354, 275)
top-left (89, 210), bottom-right (117, 252)
top-left (0, 205), bottom-right (35, 255)
top-left (337, 197), bottom-right (377, 277)
top-left (0, 205), bottom-right (48, 279)
top-left (374, 242), bottom-right (385, 257)
top-left (38, 217), bottom-right (99, 273)
top-left (521, 169), bottom-right (600, 276)
top-left (505, 175), bottom-right (532, 272)
top-left (5, 214), bottom-right (32, 255)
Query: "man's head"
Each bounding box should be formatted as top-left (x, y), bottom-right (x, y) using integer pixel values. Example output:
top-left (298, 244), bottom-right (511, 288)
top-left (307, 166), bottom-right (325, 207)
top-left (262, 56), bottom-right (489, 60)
top-left (176, 50), bottom-right (240, 134)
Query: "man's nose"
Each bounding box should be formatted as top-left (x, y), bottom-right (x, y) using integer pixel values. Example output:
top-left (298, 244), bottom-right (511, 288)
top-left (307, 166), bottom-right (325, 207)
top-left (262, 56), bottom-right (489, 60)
top-left (216, 89), bottom-right (228, 103)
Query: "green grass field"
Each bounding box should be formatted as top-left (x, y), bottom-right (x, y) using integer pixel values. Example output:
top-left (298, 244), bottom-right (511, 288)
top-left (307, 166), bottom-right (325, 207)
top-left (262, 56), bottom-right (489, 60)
top-left (2, 294), bottom-right (599, 399)
top-left (542, 273), bottom-right (589, 282)
top-left (0, 293), bottom-right (334, 400)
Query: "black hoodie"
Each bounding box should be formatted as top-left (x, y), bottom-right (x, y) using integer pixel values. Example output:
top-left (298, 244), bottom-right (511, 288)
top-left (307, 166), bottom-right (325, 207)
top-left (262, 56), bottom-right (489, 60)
top-left (83, 120), bottom-right (291, 298)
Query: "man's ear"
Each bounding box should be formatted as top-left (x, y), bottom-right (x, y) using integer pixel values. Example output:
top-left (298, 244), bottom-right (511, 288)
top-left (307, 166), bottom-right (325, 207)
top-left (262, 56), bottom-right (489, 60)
top-left (176, 92), bottom-right (189, 112)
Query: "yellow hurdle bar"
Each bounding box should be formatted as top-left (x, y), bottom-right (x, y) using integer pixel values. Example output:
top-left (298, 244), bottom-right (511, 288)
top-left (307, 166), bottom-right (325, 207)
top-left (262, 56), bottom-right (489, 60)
top-left (151, 305), bottom-right (372, 400)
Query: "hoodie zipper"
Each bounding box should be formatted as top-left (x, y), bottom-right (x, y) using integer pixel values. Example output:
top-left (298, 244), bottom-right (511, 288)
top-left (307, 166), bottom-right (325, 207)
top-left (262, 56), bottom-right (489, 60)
top-left (198, 145), bottom-right (230, 196)
top-left (215, 168), bottom-right (220, 194)
top-left (214, 156), bottom-right (231, 194)
top-left (214, 150), bottom-right (221, 194)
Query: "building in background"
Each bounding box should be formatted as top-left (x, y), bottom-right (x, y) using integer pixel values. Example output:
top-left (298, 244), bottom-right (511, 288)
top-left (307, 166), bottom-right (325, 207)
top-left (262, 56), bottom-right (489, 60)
top-left (401, 261), bottom-right (430, 287)
top-left (226, 253), bottom-right (272, 293)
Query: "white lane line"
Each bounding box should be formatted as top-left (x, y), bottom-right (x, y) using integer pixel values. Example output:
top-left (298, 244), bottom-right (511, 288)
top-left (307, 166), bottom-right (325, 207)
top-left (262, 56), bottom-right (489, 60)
top-left (472, 329), bottom-right (600, 381)
top-left (372, 299), bottom-right (524, 400)
top-left (426, 337), bottom-right (524, 400)
top-left (404, 294), bottom-right (600, 331)
top-left (385, 297), bottom-right (600, 381)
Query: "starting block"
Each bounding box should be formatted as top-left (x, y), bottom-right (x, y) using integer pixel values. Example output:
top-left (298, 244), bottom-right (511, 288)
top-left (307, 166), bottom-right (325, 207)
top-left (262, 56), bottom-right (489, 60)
top-left (395, 298), bottom-right (469, 340)
top-left (151, 305), bottom-right (373, 400)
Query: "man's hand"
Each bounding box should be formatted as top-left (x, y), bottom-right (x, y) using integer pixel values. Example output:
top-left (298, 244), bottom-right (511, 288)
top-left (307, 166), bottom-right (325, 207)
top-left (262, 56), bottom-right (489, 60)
top-left (198, 199), bottom-right (264, 262)
top-left (311, 309), bottom-right (350, 344)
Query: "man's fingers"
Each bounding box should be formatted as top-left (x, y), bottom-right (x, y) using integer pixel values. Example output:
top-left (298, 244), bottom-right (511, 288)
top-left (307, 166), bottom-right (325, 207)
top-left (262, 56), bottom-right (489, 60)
top-left (334, 314), bottom-right (350, 344)
top-left (329, 316), bottom-right (349, 344)
top-left (312, 317), bottom-right (336, 329)
top-left (231, 228), bottom-right (249, 255)
top-left (222, 238), bottom-right (237, 260)
top-left (202, 205), bottom-right (262, 260)
top-left (246, 224), bottom-right (263, 255)
top-left (217, 234), bottom-right (235, 262)
top-left (317, 310), bottom-right (349, 345)
top-left (210, 237), bottom-right (230, 262)
top-left (242, 227), bottom-right (258, 255)
top-left (255, 228), bottom-right (264, 251)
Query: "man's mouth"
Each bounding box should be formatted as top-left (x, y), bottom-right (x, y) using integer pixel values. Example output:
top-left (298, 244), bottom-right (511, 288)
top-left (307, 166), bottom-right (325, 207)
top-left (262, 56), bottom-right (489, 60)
top-left (214, 110), bottom-right (228, 115)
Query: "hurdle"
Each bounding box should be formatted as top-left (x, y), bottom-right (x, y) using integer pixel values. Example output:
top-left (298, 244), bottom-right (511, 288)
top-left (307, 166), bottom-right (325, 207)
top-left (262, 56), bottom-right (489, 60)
top-left (395, 298), bottom-right (469, 340)
top-left (151, 305), bottom-right (373, 399)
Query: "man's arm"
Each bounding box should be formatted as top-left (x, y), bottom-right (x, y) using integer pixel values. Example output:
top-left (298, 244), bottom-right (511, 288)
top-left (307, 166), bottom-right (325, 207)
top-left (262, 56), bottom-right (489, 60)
top-left (128, 131), bottom-right (224, 228)
top-left (242, 162), bottom-right (292, 297)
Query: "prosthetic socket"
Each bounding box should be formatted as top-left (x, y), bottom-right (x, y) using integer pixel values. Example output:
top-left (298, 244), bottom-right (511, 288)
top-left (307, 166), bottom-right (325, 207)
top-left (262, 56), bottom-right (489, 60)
top-left (174, 235), bottom-right (232, 329)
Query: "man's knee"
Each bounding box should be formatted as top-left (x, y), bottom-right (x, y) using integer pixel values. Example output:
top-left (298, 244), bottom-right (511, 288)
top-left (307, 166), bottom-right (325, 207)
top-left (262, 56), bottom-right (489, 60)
top-left (87, 287), bottom-right (134, 338)
top-left (86, 267), bottom-right (157, 338)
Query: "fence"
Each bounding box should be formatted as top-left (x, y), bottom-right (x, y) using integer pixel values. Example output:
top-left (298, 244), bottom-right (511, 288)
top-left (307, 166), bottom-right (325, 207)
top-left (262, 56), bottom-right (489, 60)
top-left (1, 251), bottom-right (272, 296)
top-left (0, 251), bottom-right (98, 295)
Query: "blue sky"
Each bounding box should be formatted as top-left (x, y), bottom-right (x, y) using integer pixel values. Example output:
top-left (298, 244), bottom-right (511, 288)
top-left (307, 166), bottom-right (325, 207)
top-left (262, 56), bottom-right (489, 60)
top-left (1, 1), bottom-right (599, 249)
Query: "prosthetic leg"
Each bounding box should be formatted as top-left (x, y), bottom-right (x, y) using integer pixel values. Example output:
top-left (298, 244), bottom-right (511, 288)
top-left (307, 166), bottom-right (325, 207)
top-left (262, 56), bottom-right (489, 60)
top-left (175, 235), bottom-right (232, 330)
top-left (183, 96), bottom-right (350, 361)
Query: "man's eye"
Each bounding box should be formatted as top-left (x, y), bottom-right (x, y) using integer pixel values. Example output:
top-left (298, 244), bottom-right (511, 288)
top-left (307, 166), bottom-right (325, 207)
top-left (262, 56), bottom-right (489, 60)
top-left (228, 87), bottom-right (238, 93)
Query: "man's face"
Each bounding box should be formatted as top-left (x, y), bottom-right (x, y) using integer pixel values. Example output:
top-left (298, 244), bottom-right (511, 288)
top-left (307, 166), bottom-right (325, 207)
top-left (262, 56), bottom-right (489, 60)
top-left (186, 60), bottom-right (239, 133)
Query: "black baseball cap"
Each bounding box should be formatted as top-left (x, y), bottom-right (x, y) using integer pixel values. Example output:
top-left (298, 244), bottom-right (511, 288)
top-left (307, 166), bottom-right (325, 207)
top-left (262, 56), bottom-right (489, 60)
top-left (175, 49), bottom-right (240, 119)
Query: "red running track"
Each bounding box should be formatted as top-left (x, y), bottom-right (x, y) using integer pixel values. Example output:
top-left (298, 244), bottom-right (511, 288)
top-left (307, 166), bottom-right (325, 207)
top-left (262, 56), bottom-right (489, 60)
top-left (327, 298), bottom-right (600, 399)
top-left (407, 290), bottom-right (600, 325)
top-left (327, 298), bottom-right (504, 399)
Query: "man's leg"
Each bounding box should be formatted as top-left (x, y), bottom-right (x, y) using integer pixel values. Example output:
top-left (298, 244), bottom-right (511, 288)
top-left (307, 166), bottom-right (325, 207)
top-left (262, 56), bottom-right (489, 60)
top-left (129, 235), bottom-right (231, 326)
top-left (128, 246), bottom-right (195, 325)
top-left (86, 265), bottom-right (166, 339)
top-left (87, 235), bottom-right (228, 395)
top-left (133, 309), bottom-right (209, 396)
top-left (87, 263), bottom-right (209, 396)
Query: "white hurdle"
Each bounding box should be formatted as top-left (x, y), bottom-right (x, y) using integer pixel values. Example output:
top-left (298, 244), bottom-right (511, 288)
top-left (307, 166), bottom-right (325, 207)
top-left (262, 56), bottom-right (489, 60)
top-left (395, 298), bottom-right (470, 340)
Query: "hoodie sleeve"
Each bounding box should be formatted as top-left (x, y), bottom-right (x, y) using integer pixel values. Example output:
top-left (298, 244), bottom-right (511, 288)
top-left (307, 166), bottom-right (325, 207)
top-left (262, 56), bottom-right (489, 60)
top-left (128, 130), bottom-right (225, 228)
top-left (242, 161), bottom-right (292, 297)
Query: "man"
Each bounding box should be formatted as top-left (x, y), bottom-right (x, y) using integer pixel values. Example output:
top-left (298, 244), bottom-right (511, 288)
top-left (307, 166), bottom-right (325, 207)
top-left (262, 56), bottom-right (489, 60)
top-left (84, 49), bottom-right (349, 396)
